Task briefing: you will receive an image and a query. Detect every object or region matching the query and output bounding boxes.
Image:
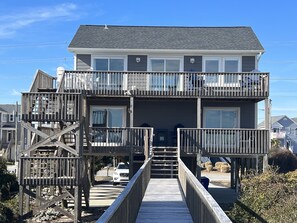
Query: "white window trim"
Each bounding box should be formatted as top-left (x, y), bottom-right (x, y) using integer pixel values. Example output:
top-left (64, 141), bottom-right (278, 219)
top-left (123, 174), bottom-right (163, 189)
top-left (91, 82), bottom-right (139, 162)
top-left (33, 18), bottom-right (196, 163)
top-left (148, 56), bottom-right (183, 72)
top-left (223, 57), bottom-right (241, 72)
top-left (202, 56), bottom-right (241, 72)
top-left (147, 56), bottom-right (183, 90)
top-left (7, 131), bottom-right (12, 142)
top-left (203, 107), bottom-right (240, 128)
top-left (91, 56), bottom-right (127, 71)
top-left (203, 56), bottom-right (241, 86)
top-left (90, 106), bottom-right (127, 127)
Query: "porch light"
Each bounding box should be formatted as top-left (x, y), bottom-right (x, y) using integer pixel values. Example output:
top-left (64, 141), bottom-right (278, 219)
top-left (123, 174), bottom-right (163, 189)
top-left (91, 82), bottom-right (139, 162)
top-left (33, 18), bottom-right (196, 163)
top-left (136, 57), bottom-right (141, 63)
top-left (190, 57), bottom-right (195, 64)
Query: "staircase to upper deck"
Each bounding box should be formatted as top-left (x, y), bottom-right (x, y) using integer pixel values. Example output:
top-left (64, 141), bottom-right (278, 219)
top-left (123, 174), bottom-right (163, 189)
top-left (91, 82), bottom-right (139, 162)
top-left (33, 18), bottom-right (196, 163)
top-left (151, 147), bottom-right (178, 178)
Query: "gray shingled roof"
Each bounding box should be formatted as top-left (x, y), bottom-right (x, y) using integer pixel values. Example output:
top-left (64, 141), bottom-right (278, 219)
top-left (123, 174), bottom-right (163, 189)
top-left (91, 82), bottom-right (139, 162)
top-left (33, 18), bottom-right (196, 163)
top-left (0, 104), bottom-right (21, 113)
top-left (69, 25), bottom-right (264, 51)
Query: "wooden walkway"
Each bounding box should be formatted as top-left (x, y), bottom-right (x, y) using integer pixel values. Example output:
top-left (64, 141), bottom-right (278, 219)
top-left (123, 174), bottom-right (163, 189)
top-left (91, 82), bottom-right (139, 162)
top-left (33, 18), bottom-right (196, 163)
top-left (135, 179), bottom-right (193, 223)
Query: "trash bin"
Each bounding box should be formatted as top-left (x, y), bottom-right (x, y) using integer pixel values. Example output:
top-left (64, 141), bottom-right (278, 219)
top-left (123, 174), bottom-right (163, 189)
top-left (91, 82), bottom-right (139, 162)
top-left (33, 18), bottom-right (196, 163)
top-left (200, 176), bottom-right (210, 191)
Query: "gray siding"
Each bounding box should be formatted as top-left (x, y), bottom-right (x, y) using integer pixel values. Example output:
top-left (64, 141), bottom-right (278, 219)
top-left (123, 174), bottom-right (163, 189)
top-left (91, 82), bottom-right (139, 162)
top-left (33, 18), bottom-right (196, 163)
top-left (128, 55), bottom-right (147, 71)
top-left (242, 56), bottom-right (255, 72)
top-left (134, 99), bottom-right (197, 130)
top-left (134, 99), bottom-right (256, 129)
top-left (184, 56), bottom-right (202, 72)
top-left (76, 54), bottom-right (91, 70)
top-left (127, 55), bottom-right (148, 91)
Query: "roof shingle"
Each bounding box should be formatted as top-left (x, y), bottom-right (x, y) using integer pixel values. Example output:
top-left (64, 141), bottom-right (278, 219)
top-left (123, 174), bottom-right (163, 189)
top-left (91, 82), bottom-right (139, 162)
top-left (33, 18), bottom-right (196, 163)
top-left (68, 25), bottom-right (264, 51)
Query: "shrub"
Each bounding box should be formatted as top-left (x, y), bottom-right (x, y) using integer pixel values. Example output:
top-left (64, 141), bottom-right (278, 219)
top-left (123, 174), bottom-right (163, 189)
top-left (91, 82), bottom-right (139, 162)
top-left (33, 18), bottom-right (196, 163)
top-left (269, 148), bottom-right (297, 173)
top-left (0, 202), bottom-right (14, 223)
top-left (228, 168), bottom-right (297, 222)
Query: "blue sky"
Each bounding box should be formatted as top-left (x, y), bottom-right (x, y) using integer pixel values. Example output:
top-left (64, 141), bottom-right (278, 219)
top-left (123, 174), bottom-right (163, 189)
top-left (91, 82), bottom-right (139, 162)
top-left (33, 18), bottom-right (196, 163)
top-left (1, 0), bottom-right (297, 122)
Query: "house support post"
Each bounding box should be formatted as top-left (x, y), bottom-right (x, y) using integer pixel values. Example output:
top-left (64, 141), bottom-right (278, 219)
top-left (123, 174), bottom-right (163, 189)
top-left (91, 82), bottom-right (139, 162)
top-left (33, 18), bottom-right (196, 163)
top-left (263, 98), bottom-right (271, 172)
top-left (129, 97), bottom-right (134, 127)
top-left (129, 129), bottom-right (134, 179)
top-left (19, 185), bottom-right (24, 221)
top-left (196, 97), bottom-right (202, 180)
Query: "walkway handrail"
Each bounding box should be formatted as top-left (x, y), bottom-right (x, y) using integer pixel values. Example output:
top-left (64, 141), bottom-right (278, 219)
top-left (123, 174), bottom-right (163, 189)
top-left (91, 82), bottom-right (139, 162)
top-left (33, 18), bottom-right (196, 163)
top-left (97, 158), bottom-right (152, 223)
top-left (178, 158), bottom-right (232, 223)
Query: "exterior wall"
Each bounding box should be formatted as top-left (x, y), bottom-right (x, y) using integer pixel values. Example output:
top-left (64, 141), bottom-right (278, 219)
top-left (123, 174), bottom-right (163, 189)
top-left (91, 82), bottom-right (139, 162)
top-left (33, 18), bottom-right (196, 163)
top-left (242, 56), bottom-right (256, 72)
top-left (134, 99), bottom-right (197, 130)
top-left (184, 56), bottom-right (202, 72)
top-left (76, 54), bottom-right (91, 70)
top-left (128, 55), bottom-right (147, 71)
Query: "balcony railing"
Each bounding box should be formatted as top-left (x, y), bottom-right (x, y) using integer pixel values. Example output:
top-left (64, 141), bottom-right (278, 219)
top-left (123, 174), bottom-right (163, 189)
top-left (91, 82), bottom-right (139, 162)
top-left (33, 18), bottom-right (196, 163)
top-left (86, 127), bottom-right (153, 155)
top-left (61, 71), bottom-right (269, 98)
top-left (178, 128), bottom-right (269, 156)
top-left (22, 93), bottom-right (82, 122)
top-left (19, 157), bottom-right (81, 186)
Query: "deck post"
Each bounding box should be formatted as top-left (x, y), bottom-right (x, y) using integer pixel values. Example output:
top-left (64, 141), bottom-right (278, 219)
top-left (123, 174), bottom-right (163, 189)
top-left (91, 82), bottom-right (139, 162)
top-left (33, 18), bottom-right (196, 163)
top-left (129, 96), bottom-right (134, 127)
top-left (196, 97), bottom-right (201, 180)
top-left (263, 98), bottom-right (271, 172)
top-left (129, 129), bottom-right (134, 179)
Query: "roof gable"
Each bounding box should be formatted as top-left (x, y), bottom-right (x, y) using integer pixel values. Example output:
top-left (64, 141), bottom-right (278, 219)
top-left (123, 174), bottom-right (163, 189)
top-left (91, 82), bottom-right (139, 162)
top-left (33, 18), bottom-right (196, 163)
top-left (69, 25), bottom-right (264, 52)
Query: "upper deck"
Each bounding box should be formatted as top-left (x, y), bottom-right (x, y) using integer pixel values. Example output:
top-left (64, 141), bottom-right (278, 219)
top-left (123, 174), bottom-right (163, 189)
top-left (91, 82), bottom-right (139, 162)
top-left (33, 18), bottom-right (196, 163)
top-left (59, 70), bottom-right (269, 100)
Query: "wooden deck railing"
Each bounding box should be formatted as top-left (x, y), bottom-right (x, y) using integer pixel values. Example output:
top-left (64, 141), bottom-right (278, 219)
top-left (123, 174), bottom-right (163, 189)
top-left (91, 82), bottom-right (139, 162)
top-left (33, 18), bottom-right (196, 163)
top-left (97, 158), bottom-right (152, 223)
top-left (178, 128), bottom-right (269, 156)
top-left (19, 157), bottom-right (82, 186)
top-left (61, 71), bottom-right (269, 98)
top-left (22, 93), bottom-right (82, 122)
top-left (29, 70), bottom-right (56, 92)
top-left (178, 158), bottom-right (232, 223)
top-left (86, 127), bottom-right (153, 156)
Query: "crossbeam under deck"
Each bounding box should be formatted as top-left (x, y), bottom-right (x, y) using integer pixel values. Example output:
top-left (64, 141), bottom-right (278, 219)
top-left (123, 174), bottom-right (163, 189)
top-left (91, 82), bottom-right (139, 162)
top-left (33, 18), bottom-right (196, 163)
top-left (135, 178), bottom-right (193, 223)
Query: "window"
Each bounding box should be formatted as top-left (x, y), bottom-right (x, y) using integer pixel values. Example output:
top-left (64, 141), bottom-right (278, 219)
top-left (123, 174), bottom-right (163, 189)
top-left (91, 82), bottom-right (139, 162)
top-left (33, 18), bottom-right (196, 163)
top-left (7, 131), bottom-right (12, 142)
top-left (150, 58), bottom-right (181, 90)
top-left (203, 108), bottom-right (240, 128)
top-left (2, 114), bottom-right (7, 122)
top-left (94, 58), bottom-right (124, 71)
top-left (93, 58), bottom-right (125, 90)
top-left (224, 58), bottom-right (239, 83)
top-left (204, 58), bottom-right (220, 83)
top-left (9, 113), bottom-right (14, 122)
top-left (90, 106), bottom-right (126, 143)
top-left (203, 57), bottom-right (240, 85)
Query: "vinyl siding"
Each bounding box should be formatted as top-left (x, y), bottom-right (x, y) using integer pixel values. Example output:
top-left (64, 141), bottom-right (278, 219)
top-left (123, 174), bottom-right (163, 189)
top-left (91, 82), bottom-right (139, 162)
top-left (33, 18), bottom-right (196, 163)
top-left (128, 55), bottom-right (147, 71)
top-left (76, 54), bottom-right (91, 70)
top-left (184, 56), bottom-right (202, 72)
top-left (127, 55), bottom-right (148, 91)
top-left (242, 56), bottom-right (256, 72)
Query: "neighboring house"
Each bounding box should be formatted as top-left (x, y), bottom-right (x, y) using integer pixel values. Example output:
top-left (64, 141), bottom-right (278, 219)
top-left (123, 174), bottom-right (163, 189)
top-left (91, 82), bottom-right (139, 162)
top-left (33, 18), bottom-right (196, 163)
top-left (19, 25), bottom-right (270, 221)
top-left (0, 104), bottom-right (21, 161)
top-left (259, 115), bottom-right (297, 154)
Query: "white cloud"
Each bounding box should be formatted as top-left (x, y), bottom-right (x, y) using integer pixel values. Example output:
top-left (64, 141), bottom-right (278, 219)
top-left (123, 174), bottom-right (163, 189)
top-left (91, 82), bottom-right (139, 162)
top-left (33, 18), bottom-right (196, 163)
top-left (272, 107), bottom-right (297, 112)
top-left (0, 3), bottom-right (78, 38)
top-left (11, 89), bottom-right (21, 96)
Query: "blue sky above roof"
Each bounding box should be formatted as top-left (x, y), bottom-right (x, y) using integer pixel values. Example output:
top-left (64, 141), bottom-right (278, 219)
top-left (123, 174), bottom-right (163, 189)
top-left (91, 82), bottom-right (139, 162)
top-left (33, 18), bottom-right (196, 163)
top-left (0, 0), bottom-right (297, 122)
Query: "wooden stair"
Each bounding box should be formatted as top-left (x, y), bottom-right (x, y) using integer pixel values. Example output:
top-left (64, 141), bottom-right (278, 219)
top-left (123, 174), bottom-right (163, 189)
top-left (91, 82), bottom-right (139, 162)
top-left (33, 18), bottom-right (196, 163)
top-left (151, 147), bottom-right (178, 178)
